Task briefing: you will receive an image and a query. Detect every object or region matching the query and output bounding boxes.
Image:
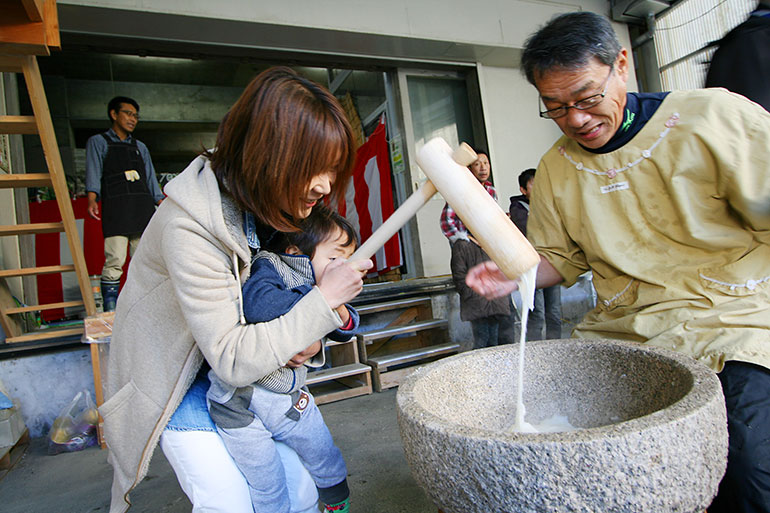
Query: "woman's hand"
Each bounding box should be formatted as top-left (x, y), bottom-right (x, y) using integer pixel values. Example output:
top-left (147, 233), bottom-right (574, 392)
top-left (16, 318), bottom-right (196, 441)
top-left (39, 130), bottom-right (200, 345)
top-left (317, 258), bottom-right (373, 309)
top-left (466, 261), bottom-right (519, 299)
top-left (286, 340), bottom-right (322, 368)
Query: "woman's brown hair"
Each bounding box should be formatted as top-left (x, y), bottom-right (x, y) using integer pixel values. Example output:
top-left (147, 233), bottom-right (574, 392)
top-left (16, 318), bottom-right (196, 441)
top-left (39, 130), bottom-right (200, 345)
top-left (208, 66), bottom-right (356, 231)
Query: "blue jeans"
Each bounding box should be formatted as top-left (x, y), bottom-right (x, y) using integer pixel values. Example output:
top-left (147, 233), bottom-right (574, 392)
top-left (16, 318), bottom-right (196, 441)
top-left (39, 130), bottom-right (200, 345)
top-left (471, 304), bottom-right (517, 349)
top-left (527, 285), bottom-right (562, 340)
top-left (207, 381), bottom-right (348, 513)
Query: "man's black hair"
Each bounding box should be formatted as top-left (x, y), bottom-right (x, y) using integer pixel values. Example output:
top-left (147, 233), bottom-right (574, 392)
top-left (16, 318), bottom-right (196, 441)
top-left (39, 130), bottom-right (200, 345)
top-left (521, 11), bottom-right (621, 86)
top-left (107, 96), bottom-right (140, 122)
top-left (518, 168), bottom-right (536, 189)
top-left (265, 204), bottom-right (358, 258)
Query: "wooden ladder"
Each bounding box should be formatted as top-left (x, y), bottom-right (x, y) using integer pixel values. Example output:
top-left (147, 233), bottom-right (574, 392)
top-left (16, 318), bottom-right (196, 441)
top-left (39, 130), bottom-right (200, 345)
top-left (0, 0), bottom-right (97, 365)
top-left (0, 52), bottom-right (97, 348)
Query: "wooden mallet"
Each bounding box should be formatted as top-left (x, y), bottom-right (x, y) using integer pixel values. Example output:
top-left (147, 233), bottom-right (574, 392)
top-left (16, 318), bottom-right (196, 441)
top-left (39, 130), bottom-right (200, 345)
top-left (351, 137), bottom-right (539, 281)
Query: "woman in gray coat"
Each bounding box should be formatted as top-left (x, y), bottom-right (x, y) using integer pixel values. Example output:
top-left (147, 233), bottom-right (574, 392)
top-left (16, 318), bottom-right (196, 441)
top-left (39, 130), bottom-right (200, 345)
top-left (100, 67), bottom-right (372, 513)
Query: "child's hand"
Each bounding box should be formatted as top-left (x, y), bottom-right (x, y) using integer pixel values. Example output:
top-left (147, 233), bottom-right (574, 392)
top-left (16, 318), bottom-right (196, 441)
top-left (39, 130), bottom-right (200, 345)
top-left (336, 304), bottom-right (350, 326)
top-left (286, 340), bottom-right (322, 368)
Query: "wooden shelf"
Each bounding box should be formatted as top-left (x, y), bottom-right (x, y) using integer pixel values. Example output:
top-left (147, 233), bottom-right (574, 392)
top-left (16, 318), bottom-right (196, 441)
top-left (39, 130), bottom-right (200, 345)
top-left (0, 115), bottom-right (37, 134)
top-left (0, 173), bottom-right (52, 189)
top-left (0, 264), bottom-right (75, 278)
top-left (0, 222), bottom-right (64, 236)
top-left (6, 300), bottom-right (84, 314)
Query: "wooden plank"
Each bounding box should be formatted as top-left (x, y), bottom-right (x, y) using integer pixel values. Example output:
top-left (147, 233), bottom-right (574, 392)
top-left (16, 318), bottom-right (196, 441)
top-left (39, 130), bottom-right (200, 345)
top-left (0, 115), bottom-right (38, 134)
top-left (368, 342), bottom-right (459, 369)
top-left (4, 326), bottom-right (83, 343)
top-left (0, 1), bottom-right (50, 55)
top-left (356, 296), bottom-right (432, 315)
top-left (6, 299), bottom-right (83, 314)
top-left (358, 319), bottom-right (448, 344)
top-left (0, 278), bottom-right (22, 339)
top-left (0, 221), bottom-right (63, 236)
top-left (376, 365), bottom-right (419, 391)
top-left (21, 0), bottom-right (45, 22)
top-left (21, 55), bottom-right (95, 316)
top-left (0, 55), bottom-right (25, 73)
top-left (305, 363), bottom-right (372, 385)
top-left (0, 429), bottom-right (29, 482)
top-left (42, 0), bottom-right (60, 51)
top-left (0, 173), bottom-right (52, 189)
top-left (367, 306), bottom-right (419, 355)
top-left (312, 377), bottom-right (372, 406)
top-left (0, 264), bottom-right (75, 278)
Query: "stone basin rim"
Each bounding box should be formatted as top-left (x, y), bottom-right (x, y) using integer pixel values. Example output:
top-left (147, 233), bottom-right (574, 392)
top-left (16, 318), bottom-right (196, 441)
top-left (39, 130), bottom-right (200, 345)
top-left (397, 338), bottom-right (722, 442)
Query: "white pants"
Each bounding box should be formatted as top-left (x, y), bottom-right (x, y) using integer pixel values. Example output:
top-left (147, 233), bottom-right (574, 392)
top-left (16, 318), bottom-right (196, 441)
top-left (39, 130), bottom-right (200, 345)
top-left (160, 430), bottom-right (320, 513)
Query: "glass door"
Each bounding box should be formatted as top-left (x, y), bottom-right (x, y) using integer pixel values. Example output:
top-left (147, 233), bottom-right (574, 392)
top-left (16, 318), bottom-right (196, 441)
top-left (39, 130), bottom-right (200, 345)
top-left (397, 69), bottom-right (479, 277)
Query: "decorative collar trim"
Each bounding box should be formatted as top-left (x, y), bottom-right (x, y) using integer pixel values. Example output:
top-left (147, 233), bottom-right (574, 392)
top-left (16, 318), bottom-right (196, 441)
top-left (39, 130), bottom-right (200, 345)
top-left (558, 112), bottom-right (680, 179)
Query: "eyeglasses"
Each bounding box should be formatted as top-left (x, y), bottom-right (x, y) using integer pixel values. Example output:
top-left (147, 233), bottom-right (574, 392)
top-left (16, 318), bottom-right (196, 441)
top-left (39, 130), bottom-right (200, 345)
top-left (539, 66), bottom-right (614, 119)
top-left (120, 110), bottom-right (140, 120)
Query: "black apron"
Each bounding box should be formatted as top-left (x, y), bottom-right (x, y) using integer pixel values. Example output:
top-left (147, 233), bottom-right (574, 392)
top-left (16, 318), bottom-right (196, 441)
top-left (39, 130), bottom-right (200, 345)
top-left (99, 133), bottom-right (157, 238)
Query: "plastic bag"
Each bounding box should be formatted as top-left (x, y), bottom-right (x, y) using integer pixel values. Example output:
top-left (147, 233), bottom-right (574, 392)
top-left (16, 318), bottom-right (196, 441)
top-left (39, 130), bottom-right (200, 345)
top-left (48, 389), bottom-right (99, 455)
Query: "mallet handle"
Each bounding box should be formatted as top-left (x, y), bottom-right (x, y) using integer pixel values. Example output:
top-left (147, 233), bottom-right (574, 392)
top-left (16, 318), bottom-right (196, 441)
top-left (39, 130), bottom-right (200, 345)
top-left (350, 143), bottom-right (477, 263)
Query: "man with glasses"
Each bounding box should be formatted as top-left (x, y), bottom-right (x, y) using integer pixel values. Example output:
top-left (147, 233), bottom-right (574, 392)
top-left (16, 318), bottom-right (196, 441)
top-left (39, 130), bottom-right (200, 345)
top-left (467, 11), bottom-right (770, 513)
top-left (86, 96), bottom-right (164, 311)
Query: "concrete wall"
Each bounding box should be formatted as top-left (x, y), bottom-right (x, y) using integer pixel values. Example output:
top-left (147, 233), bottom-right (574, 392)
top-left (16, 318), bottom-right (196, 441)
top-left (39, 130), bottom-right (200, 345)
top-left (0, 348), bottom-right (95, 438)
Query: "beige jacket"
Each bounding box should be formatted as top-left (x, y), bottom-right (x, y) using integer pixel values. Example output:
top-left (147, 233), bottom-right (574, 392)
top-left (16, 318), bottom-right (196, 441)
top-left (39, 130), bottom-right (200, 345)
top-left (100, 156), bottom-right (343, 512)
top-left (529, 89), bottom-right (770, 372)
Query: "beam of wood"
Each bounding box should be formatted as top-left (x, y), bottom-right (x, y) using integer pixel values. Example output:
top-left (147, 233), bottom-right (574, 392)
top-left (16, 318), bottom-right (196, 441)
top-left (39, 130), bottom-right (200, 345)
top-left (0, 116), bottom-right (38, 134)
top-left (0, 0), bottom-right (60, 55)
top-left (21, 0), bottom-right (45, 22)
top-left (0, 173), bottom-right (52, 189)
top-left (21, 55), bottom-right (95, 315)
top-left (4, 326), bottom-right (83, 344)
top-left (0, 55), bottom-right (25, 73)
top-left (6, 300), bottom-right (84, 314)
top-left (0, 278), bottom-right (22, 339)
top-left (0, 264), bottom-right (75, 278)
top-left (43, 0), bottom-right (60, 50)
top-left (0, 1), bottom-right (49, 55)
top-left (0, 222), bottom-right (64, 236)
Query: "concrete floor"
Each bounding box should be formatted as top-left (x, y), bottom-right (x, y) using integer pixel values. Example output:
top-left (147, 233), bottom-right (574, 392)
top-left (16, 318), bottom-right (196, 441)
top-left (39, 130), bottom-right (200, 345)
top-left (0, 388), bottom-right (436, 513)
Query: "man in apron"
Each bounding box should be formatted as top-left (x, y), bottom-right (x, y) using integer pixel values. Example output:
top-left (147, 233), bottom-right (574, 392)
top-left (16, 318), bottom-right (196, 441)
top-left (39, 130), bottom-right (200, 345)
top-left (85, 96), bottom-right (164, 311)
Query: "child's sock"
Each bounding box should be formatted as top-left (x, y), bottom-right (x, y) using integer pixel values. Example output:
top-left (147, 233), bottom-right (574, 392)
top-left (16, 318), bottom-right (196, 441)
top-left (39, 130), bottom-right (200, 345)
top-left (323, 498), bottom-right (350, 513)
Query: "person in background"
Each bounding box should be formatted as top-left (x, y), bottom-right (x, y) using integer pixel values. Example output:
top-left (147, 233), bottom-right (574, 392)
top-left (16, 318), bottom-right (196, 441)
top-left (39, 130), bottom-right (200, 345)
top-left (705, 0), bottom-right (770, 112)
top-left (442, 149), bottom-right (517, 346)
top-left (100, 67), bottom-right (372, 513)
top-left (85, 96), bottom-right (164, 311)
top-left (451, 231), bottom-right (516, 348)
top-left (208, 204), bottom-right (359, 513)
top-left (466, 12), bottom-right (770, 513)
top-left (509, 168), bottom-right (562, 340)
top-left (439, 148), bottom-right (497, 243)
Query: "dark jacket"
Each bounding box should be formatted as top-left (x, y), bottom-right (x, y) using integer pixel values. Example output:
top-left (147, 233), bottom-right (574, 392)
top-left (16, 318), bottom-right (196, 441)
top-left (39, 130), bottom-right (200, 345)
top-left (509, 194), bottom-right (530, 236)
top-left (705, 13), bottom-right (770, 112)
top-left (450, 239), bottom-right (511, 322)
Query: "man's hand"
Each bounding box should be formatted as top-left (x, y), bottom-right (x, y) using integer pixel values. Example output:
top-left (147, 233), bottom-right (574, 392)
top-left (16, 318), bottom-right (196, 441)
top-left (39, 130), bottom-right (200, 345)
top-left (286, 340), bottom-right (322, 368)
top-left (87, 192), bottom-right (101, 220)
top-left (466, 261), bottom-right (519, 299)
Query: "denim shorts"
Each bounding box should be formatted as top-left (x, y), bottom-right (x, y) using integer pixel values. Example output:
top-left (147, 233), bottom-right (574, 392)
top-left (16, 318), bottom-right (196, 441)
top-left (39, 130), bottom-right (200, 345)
top-left (166, 367), bottom-right (217, 432)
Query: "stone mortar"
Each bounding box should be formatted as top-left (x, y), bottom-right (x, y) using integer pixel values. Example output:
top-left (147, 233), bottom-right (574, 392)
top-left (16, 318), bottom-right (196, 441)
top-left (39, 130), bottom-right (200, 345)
top-left (396, 339), bottom-right (727, 513)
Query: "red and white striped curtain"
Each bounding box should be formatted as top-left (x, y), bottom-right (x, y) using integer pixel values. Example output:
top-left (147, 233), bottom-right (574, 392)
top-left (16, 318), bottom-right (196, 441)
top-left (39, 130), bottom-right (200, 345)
top-left (337, 117), bottom-right (402, 274)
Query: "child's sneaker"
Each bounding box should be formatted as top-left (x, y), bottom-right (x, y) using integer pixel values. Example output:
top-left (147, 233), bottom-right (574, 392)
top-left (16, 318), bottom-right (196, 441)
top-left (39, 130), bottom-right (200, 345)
top-left (323, 498), bottom-right (350, 513)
